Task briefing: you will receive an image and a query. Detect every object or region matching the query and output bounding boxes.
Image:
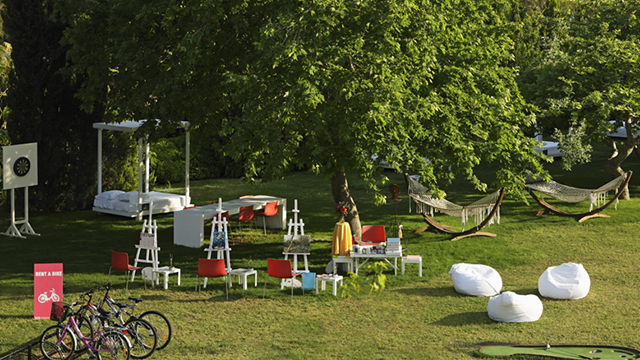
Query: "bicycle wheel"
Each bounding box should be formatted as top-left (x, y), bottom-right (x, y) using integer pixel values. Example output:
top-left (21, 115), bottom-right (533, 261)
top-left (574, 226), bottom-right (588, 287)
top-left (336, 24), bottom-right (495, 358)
top-left (40, 325), bottom-right (76, 360)
top-left (96, 331), bottom-right (131, 360)
top-left (139, 311), bottom-right (172, 350)
top-left (123, 318), bottom-right (157, 359)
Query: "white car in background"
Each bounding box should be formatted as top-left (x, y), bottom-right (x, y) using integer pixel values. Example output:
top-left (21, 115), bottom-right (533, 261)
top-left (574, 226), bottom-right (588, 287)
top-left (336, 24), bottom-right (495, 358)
top-left (533, 134), bottom-right (564, 158)
top-left (607, 120), bottom-right (639, 139)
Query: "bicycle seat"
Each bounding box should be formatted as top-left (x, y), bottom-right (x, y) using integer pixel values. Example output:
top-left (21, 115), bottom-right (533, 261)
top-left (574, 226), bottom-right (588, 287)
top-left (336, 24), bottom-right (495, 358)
top-left (128, 297), bottom-right (144, 303)
top-left (112, 300), bottom-right (136, 310)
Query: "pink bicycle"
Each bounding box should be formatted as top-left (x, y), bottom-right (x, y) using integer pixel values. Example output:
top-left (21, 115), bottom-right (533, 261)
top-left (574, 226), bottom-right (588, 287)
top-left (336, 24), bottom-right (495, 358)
top-left (40, 301), bottom-right (130, 360)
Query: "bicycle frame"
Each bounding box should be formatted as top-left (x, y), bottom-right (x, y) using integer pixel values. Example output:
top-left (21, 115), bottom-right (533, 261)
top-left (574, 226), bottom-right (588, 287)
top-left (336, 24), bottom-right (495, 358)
top-left (62, 313), bottom-right (114, 356)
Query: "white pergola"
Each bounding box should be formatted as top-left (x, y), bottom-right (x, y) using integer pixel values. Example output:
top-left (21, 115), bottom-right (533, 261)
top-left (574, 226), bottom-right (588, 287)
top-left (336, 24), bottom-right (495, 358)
top-left (93, 120), bottom-right (190, 219)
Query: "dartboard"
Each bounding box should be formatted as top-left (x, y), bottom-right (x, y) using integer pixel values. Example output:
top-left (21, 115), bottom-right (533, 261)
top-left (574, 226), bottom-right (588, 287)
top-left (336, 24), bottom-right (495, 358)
top-left (13, 156), bottom-right (30, 177)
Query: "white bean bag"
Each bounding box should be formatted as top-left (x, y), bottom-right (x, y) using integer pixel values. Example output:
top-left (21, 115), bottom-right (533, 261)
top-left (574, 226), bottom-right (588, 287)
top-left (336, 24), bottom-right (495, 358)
top-left (538, 262), bottom-right (590, 300)
top-left (449, 263), bottom-right (502, 297)
top-left (487, 291), bottom-right (543, 323)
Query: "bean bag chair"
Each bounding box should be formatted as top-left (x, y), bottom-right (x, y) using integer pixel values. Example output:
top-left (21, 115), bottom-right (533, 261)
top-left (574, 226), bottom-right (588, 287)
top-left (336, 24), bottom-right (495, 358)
top-left (487, 291), bottom-right (543, 323)
top-left (449, 263), bottom-right (502, 297)
top-left (538, 262), bottom-right (590, 300)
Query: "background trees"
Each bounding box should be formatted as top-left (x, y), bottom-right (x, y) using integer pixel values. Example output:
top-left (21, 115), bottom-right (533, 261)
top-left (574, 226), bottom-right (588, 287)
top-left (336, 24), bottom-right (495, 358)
top-left (520, 0), bottom-right (640, 199)
top-left (58, 0), bottom-right (547, 235)
top-left (2, 0), bottom-right (103, 212)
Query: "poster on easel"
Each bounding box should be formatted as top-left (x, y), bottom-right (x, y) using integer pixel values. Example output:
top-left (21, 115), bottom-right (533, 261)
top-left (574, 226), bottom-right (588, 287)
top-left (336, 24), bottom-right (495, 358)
top-left (34, 263), bottom-right (63, 319)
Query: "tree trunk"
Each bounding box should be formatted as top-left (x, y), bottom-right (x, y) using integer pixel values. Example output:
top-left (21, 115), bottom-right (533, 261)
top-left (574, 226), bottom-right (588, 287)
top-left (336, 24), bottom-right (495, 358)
top-left (604, 117), bottom-right (638, 200)
top-left (331, 170), bottom-right (362, 240)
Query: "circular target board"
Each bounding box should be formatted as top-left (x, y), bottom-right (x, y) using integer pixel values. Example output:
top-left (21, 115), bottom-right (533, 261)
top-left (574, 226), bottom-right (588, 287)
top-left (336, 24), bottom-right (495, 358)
top-left (3, 143), bottom-right (38, 189)
top-left (13, 156), bottom-right (30, 177)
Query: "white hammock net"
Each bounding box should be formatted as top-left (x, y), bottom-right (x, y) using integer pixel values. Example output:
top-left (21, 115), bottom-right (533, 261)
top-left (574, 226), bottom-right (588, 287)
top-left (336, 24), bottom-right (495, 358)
top-left (406, 175), bottom-right (501, 231)
top-left (525, 172), bottom-right (628, 211)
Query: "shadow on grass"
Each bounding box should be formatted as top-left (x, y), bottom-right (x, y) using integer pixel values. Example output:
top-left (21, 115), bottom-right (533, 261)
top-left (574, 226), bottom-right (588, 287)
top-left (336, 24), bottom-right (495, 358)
top-left (432, 311), bottom-right (493, 326)
top-left (394, 285), bottom-right (459, 297)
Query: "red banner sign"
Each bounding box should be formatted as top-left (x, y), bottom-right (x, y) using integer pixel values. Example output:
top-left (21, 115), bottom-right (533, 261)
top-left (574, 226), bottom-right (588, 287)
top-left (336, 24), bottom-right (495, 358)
top-left (34, 263), bottom-right (63, 319)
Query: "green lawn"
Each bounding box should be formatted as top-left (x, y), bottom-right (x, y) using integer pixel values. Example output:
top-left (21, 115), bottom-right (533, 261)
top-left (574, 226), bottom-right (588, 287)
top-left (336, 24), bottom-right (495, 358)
top-left (2, 150), bottom-right (640, 359)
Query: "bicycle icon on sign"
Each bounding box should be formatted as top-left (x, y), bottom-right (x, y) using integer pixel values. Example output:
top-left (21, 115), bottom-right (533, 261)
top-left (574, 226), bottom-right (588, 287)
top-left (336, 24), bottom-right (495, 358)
top-left (37, 288), bottom-right (60, 304)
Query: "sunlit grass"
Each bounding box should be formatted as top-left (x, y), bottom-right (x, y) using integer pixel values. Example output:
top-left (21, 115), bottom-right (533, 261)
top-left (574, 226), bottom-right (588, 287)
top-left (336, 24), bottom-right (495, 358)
top-left (2, 146), bottom-right (640, 359)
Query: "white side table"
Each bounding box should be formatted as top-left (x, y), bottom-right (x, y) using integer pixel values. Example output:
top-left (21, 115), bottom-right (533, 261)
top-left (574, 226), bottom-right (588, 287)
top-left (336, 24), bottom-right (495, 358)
top-left (401, 255), bottom-right (422, 277)
top-left (315, 274), bottom-right (343, 296)
top-left (332, 257), bottom-right (354, 273)
top-left (153, 266), bottom-right (181, 290)
top-left (229, 268), bottom-right (258, 290)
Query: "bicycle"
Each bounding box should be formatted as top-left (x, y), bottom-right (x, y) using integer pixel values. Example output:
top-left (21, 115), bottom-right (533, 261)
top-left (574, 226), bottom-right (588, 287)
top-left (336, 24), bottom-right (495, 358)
top-left (78, 286), bottom-right (157, 359)
top-left (40, 301), bottom-right (131, 360)
top-left (96, 283), bottom-right (172, 351)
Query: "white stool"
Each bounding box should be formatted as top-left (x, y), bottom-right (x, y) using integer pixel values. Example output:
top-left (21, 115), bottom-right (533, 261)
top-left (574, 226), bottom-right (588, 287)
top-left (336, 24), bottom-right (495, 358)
top-left (332, 257), bottom-right (354, 273)
top-left (152, 266), bottom-right (181, 290)
top-left (229, 268), bottom-right (258, 290)
top-left (316, 274), bottom-right (343, 296)
top-left (402, 255), bottom-right (422, 277)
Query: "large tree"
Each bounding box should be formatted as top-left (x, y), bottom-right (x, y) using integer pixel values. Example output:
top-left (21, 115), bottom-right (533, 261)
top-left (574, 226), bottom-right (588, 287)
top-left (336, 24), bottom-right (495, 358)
top-left (59, 0), bottom-right (547, 236)
top-left (521, 0), bottom-right (640, 198)
top-left (2, 0), bottom-right (102, 212)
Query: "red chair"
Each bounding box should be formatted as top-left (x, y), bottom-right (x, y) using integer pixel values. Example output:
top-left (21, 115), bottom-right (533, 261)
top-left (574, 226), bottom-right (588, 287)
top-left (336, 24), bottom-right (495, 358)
top-left (229, 205), bottom-right (254, 241)
top-left (109, 250), bottom-right (145, 292)
top-left (254, 201), bottom-right (278, 235)
top-left (195, 258), bottom-right (229, 300)
top-left (263, 258), bottom-right (302, 301)
top-left (361, 225), bottom-right (386, 245)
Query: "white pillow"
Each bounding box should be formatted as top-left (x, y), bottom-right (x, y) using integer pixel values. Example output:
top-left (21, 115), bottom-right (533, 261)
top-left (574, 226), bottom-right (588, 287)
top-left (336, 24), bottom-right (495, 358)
top-left (116, 191), bottom-right (150, 203)
top-left (449, 263), bottom-right (502, 297)
top-left (95, 190), bottom-right (125, 201)
top-left (488, 291), bottom-right (543, 323)
top-left (538, 262), bottom-right (590, 300)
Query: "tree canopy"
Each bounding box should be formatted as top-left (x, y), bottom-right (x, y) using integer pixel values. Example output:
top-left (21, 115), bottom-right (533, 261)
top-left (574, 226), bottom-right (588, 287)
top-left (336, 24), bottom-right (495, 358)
top-left (520, 0), bottom-right (640, 194)
top-left (58, 0), bottom-right (548, 232)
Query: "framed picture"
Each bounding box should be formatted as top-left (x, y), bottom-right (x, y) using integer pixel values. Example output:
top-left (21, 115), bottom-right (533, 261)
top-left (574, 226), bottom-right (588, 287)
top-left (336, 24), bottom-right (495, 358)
top-left (284, 235), bottom-right (310, 253)
top-left (213, 231), bottom-right (226, 248)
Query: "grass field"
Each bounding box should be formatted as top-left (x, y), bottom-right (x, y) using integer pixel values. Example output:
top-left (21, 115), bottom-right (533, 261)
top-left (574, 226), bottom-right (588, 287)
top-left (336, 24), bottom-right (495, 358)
top-left (1, 147), bottom-right (640, 359)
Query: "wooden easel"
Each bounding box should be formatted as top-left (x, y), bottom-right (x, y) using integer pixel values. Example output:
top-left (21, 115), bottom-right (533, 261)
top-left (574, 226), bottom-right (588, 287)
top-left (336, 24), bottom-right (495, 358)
top-left (132, 200), bottom-right (160, 284)
top-left (282, 200), bottom-right (308, 288)
top-left (204, 198), bottom-right (232, 288)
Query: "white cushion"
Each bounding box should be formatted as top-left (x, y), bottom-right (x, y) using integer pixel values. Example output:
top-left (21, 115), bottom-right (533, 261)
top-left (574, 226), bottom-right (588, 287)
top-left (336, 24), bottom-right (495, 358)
top-left (94, 190), bottom-right (125, 201)
top-left (116, 191), bottom-right (150, 203)
top-left (538, 262), bottom-right (590, 300)
top-left (487, 291), bottom-right (543, 323)
top-left (449, 263), bottom-right (502, 297)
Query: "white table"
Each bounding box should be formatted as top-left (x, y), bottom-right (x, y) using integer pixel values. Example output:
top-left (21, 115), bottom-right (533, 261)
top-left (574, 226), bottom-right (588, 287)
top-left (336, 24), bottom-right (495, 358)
top-left (229, 268), bottom-right (258, 290)
top-left (349, 251), bottom-right (402, 276)
top-left (174, 195), bottom-right (287, 248)
top-left (316, 274), bottom-right (343, 296)
top-left (153, 266), bottom-right (181, 290)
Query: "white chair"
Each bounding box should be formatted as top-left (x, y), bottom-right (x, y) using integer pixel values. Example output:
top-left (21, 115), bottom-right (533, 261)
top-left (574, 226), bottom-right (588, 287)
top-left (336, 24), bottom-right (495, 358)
top-left (538, 262), bottom-right (590, 300)
top-left (401, 255), bottom-right (422, 277)
top-left (487, 291), bottom-right (543, 323)
top-left (449, 263), bottom-right (502, 297)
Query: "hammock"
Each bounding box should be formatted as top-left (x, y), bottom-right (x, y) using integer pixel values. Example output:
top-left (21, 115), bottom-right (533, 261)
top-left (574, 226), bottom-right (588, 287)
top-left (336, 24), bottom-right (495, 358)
top-left (524, 171), bottom-right (632, 223)
top-left (404, 174), bottom-right (505, 241)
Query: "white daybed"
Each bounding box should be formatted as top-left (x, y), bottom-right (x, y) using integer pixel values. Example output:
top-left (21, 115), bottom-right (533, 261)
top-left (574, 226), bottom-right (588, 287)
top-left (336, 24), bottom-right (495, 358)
top-left (93, 120), bottom-right (192, 219)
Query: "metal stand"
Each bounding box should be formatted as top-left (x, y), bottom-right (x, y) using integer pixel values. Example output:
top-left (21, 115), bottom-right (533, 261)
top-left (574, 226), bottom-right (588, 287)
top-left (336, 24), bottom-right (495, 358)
top-left (3, 187), bottom-right (39, 238)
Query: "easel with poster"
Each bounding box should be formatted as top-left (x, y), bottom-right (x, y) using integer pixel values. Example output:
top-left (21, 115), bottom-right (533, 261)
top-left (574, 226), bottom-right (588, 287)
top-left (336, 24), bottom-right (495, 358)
top-left (131, 200), bottom-right (160, 284)
top-left (282, 200), bottom-right (308, 288)
top-left (204, 198), bottom-right (232, 288)
top-left (2, 143), bottom-right (39, 239)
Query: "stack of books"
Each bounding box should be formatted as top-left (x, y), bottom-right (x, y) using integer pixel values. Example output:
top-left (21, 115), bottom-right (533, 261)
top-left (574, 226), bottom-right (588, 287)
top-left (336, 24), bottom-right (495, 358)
top-left (386, 238), bottom-right (401, 254)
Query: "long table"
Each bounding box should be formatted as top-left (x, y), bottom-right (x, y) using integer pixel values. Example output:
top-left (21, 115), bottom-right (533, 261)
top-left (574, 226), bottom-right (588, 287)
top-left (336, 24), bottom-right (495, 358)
top-left (173, 195), bottom-right (287, 248)
top-left (349, 250), bottom-right (403, 276)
